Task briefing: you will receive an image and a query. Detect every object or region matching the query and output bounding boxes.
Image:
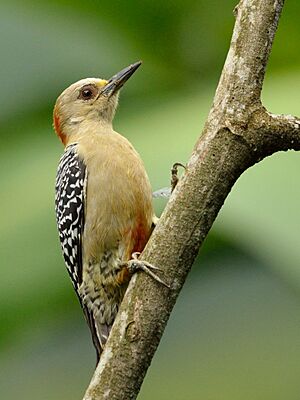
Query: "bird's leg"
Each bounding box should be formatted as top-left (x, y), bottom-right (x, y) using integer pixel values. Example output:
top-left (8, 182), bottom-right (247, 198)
top-left (126, 252), bottom-right (169, 288)
top-left (171, 162), bottom-right (186, 192)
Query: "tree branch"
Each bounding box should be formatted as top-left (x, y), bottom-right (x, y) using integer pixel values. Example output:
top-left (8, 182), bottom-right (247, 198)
top-left (83, 0), bottom-right (300, 399)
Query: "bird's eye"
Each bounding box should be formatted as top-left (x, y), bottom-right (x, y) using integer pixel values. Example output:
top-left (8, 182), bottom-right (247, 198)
top-left (78, 84), bottom-right (98, 100)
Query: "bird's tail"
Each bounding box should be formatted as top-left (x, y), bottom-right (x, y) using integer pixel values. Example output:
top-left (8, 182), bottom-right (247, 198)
top-left (82, 305), bottom-right (112, 364)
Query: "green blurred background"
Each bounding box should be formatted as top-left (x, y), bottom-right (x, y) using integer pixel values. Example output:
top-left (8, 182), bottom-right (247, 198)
top-left (1, 1), bottom-right (300, 399)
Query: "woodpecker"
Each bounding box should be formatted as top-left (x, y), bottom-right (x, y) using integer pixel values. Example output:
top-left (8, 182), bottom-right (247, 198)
top-left (54, 61), bottom-right (166, 362)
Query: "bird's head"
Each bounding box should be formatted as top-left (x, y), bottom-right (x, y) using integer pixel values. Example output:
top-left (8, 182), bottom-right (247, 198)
top-left (53, 61), bottom-right (142, 145)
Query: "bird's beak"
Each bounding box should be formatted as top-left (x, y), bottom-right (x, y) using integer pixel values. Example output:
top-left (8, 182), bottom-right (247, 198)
top-left (101, 61), bottom-right (142, 96)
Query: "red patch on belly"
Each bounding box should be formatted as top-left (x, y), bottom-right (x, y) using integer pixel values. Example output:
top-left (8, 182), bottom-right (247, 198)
top-left (118, 218), bottom-right (152, 285)
top-left (131, 219), bottom-right (151, 256)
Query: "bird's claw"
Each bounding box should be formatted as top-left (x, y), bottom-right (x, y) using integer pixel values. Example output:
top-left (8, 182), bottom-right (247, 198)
top-left (127, 252), bottom-right (170, 288)
top-left (171, 162), bottom-right (186, 192)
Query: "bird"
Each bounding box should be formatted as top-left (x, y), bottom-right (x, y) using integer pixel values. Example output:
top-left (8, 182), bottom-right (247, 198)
top-left (53, 61), bottom-right (167, 363)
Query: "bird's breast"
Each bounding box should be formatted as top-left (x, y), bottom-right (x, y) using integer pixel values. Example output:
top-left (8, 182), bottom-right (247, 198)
top-left (76, 132), bottom-right (154, 263)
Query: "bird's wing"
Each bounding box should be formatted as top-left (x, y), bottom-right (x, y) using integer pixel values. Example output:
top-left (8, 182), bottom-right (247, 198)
top-left (55, 144), bottom-right (104, 362)
top-left (55, 143), bottom-right (86, 293)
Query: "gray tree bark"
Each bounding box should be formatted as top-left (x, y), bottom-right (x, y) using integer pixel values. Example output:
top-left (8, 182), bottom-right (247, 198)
top-left (83, 0), bottom-right (300, 398)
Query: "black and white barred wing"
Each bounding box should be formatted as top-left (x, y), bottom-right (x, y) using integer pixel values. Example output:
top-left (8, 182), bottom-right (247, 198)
top-left (55, 144), bottom-right (86, 292)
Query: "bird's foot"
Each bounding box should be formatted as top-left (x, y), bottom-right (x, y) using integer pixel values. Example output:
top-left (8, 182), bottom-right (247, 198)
top-left (127, 252), bottom-right (169, 288)
top-left (171, 162), bottom-right (186, 192)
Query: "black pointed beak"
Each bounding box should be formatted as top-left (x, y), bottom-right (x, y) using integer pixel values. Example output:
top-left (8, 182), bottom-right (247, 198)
top-left (101, 61), bottom-right (142, 96)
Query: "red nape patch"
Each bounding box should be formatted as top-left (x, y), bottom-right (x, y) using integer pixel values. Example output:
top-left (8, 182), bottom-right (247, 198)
top-left (53, 107), bottom-right (66, 145)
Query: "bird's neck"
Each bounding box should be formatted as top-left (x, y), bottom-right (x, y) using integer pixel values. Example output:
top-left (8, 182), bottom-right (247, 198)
top-left (64, 118), bottom-right (114, 146)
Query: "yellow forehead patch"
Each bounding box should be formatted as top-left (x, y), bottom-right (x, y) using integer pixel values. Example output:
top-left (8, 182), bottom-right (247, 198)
top-left (96, 79), bottom-right (108, 87)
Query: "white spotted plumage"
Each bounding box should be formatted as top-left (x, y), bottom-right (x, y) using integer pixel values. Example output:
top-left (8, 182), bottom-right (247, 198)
top-left (55, 143), bottom-right (86, 292)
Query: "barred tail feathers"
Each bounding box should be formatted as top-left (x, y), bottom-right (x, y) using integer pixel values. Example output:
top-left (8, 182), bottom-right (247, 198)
top-left (82, 305), bottom-right (112, 363)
